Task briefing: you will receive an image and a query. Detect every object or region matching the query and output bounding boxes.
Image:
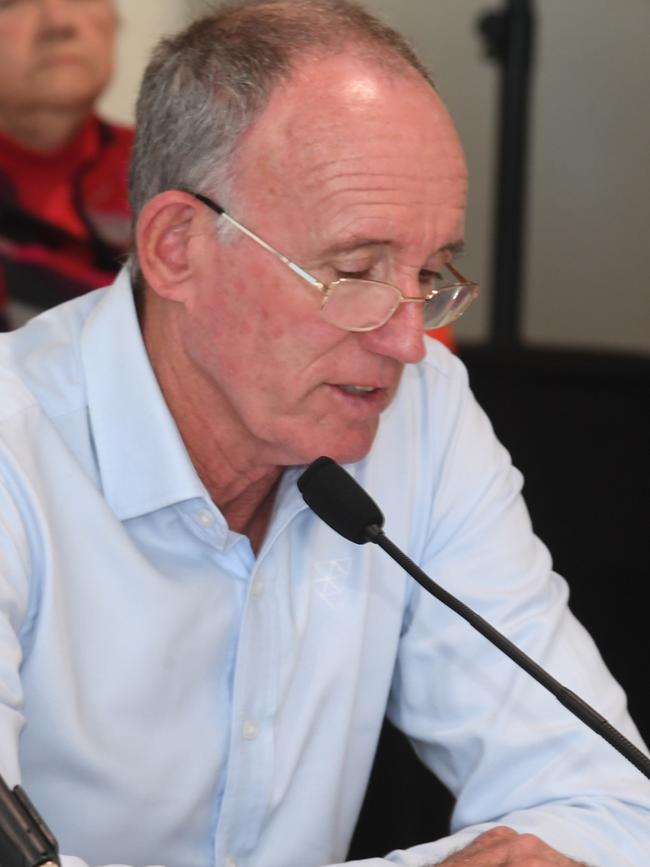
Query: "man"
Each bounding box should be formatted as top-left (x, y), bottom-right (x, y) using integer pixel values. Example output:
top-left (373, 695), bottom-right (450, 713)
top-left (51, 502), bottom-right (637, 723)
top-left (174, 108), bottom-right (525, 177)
top-left (0, 2), bottom-right (648, 866)
top-left (0, 0), bottom-right (132, 329)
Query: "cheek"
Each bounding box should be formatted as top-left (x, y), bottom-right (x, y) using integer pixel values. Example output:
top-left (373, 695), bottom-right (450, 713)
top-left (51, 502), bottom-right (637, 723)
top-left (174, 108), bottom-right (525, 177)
top-left (0, 26), bottom-right (31, 77)
top-left (78, 13), bottom-right (116, 57)
top-left (189, 251), bottom-right (334, 394)
top-left (226, 259), bottom-right (296, 341)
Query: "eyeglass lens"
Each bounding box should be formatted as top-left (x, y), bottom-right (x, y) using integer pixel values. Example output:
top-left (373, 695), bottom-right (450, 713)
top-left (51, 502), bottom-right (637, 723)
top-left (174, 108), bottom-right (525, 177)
top-left (321, 281), bottom-right (401, 331)
top-left (422, 284), bottom-right (476, 329)
top-left (319, 279), bottom-right (476, 332)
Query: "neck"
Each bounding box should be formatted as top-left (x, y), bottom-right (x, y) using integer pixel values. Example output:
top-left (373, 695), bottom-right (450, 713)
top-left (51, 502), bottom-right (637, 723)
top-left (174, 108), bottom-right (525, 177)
top-left (189, 446), bottom-right (282, 553)
top-left (0, 104), bottom-right (91, 152)
top-left (143, 303), bottom-right (283, 554)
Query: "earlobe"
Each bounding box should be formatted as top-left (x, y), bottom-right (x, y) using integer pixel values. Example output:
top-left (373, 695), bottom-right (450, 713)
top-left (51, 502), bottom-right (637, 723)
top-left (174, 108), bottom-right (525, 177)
top-left (135, 191), bottom-right (202, 302)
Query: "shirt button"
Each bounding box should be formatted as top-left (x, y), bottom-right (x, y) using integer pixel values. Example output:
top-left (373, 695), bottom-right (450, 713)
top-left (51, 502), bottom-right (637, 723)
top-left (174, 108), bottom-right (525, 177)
top-left (195, 509), bottom-right (214, 528)
top-left (225, 857), bottom-right (237, 867)
top-left (242, 720), bottom-right (258, 740)
top-left (252, 577), bottom-right (264, 597)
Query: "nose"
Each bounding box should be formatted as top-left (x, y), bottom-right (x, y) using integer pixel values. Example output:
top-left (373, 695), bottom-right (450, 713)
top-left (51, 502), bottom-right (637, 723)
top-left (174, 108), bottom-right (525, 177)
top-left (358, 298), bottom-right (426, 365)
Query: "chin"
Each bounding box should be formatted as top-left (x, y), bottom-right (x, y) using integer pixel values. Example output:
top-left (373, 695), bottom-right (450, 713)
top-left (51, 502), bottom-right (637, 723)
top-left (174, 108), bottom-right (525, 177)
top-left (45, 69), bottom-right (108, 106)
top-left (295, 431), bottom-right (377, 470)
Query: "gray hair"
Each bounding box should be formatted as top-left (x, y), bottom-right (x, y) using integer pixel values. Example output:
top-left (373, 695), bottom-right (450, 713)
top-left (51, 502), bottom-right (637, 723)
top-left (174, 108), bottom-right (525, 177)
top-left (128, 0), bottom-right (434, 286)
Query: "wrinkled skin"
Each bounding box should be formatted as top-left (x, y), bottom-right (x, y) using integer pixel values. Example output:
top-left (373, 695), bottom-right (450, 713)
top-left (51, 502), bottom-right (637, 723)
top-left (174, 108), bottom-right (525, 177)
top-left (144, 55), bottom-right (468, 480)
top-left (435, 827), bottom-right (590, 866)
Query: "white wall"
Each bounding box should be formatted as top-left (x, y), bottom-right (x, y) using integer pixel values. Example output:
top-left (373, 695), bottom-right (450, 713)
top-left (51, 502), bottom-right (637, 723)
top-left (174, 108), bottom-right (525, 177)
top-left (524, 0), bottom-right (650, 354)
top-left (99, 0), bottom-right (190, 125)
top-left (367, 0), bottom-right (650, 354)
top-left (100, 0), bottom-right (650, 355)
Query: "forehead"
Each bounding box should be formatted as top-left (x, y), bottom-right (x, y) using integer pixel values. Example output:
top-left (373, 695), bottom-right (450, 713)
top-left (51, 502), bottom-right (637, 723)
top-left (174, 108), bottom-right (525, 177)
top-left (0, 0), bottom-right (116, 39)
top-left (231, 54), bottom-right (468, 253)
top-left (0, 0), bottom-right (115, 17)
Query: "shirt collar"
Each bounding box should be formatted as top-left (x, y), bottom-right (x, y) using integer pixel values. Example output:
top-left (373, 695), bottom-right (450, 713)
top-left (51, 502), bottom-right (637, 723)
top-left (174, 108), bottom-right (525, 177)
top-left (79, 269), bottom-right (362, 527)
top-left (81, 268), bottom-right (206, 520)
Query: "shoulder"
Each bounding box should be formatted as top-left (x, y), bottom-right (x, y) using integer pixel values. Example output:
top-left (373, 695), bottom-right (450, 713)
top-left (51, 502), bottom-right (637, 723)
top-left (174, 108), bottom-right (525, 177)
top-left (362, 341), bottom-right (478, 529)
top-left (374, 338), bottom-right (474, 454)
top-left (395, 337), bottom-right (471, 420)
top-left (0, 290), bottom-right (103, 424)
top-left (421, 334), bottom-right (468, 379)
top-left (0, 365), bottom-right (38, 424)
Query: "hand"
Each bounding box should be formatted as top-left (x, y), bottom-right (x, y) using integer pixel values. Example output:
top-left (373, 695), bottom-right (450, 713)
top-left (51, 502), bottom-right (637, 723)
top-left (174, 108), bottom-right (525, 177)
top-left (434, 826), bottom-right (591, 865)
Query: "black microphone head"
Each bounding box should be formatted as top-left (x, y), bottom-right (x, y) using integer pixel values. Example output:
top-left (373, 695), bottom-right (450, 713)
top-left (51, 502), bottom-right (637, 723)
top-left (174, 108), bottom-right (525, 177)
top-left (297, 456), bottom-right (384, 544)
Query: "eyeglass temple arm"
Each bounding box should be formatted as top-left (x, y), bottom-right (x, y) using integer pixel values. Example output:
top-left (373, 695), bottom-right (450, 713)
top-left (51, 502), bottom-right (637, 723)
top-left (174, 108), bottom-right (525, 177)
top-left (400, 261), bottom-right (479, 303)
top-left (446, 261), bottom-right (475, 285)
top-left (188, 192), bottom-right (323, 289)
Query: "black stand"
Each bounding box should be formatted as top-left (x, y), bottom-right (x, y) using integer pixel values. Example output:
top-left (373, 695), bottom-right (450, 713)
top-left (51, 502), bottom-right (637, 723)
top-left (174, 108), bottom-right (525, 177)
top-left (478, 0), bottom-right (536, 348)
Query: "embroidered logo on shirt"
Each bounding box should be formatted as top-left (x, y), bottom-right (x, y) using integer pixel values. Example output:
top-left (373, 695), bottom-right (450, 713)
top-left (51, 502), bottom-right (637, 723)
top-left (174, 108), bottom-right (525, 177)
top-left (313, 559), bottom-right (351, 608)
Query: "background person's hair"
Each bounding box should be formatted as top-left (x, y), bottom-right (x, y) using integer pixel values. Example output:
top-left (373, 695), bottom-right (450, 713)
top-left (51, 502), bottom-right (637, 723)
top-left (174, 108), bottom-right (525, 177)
top-left (127, 0), bottom-right (434, 288)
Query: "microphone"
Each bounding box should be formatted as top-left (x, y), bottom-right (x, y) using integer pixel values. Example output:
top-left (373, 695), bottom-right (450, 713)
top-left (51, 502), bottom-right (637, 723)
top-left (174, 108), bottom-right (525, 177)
top-left (297, 456), bottom-right (650, 781)
top-left (0, 773), bottom-right (60, 867)
top-left (296, 454), bottom-right (384, 543)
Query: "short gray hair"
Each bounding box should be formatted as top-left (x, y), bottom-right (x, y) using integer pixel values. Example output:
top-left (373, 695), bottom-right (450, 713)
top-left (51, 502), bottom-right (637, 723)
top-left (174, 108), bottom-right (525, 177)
top-left (128, 0), bottom-right (434, 284)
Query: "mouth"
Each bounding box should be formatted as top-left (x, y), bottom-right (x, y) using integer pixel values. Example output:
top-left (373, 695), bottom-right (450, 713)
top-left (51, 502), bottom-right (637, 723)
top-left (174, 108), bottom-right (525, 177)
top-left (38, 49), bottom-right (85, 66)
top-left (327, 383), bottom-right (391, 416)
top-left (337, 385), bottom-right (377, 396)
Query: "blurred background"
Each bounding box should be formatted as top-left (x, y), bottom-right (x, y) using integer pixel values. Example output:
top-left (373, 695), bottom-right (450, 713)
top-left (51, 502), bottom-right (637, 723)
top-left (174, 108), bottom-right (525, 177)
top-left (101, 0), bottom-right (650, 356)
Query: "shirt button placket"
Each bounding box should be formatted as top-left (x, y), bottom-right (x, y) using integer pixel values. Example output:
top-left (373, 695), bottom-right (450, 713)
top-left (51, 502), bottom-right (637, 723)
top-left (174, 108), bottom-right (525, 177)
top-left (216, 565), bottom-right (275, 864)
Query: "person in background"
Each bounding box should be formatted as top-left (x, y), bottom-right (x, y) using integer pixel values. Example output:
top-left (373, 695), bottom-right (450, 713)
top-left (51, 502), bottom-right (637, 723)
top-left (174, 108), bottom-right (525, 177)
top-left (0, 0), bottom-right (132, 330)
top-left (0, 2), bottom-right (648, 866)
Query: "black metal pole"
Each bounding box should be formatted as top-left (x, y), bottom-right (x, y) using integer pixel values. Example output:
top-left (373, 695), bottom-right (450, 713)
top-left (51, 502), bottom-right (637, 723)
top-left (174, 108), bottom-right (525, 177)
top-left (478, 0), bottom-right (536, 349)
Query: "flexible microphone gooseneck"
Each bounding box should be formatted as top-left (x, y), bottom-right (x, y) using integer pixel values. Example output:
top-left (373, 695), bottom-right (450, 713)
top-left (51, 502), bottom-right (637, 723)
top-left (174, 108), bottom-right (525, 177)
top-left (297, 456), bottom-right (650, 781)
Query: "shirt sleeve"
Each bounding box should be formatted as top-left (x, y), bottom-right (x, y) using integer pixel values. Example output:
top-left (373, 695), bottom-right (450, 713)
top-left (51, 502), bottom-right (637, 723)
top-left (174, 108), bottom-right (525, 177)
top-left (59, 860), bottom-right (165, 867)
top-left (0, 446), bottom-right (165, 867)
top-left (0, 469), bottom-right (33, 787)
top-left (379, 354), bottom-right (650, 866)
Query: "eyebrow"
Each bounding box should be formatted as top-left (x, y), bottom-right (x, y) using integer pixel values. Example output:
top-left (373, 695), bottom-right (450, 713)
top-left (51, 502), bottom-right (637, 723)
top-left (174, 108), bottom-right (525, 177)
top-left (443, 239), bottom-right (466, 257)
top-left (322, 237), bottom-right (467, 259)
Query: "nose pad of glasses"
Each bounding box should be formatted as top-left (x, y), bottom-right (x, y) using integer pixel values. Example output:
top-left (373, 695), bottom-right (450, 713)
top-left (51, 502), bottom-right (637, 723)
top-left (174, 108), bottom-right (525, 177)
top-left (320, 280), bottom-right (401, 332)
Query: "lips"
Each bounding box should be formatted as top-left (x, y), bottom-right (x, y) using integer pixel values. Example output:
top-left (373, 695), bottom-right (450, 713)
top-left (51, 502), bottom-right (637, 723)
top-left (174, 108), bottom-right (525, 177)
top-left (328, 383), bottom-right (391, 411)
top-left (324, 365), bottom-right (400, 412)
top-left (338, 385), bottom-right (377, 396)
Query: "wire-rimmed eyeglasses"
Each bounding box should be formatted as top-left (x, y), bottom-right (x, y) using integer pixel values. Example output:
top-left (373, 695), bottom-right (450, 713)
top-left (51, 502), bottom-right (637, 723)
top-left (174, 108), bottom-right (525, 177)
top-left (188, 191), bottom-right (479, 333)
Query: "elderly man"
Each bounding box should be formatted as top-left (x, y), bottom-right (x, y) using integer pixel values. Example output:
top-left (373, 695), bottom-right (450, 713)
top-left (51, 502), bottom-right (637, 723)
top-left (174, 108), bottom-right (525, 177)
top-left (0, 2), bottom-right (648, 866)
top-left (0, 0), bottom-right (132, 328)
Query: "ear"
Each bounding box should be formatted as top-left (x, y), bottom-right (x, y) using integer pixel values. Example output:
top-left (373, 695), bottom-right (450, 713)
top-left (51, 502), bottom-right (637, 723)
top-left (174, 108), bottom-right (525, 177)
top-left (135, 190), bottom-right (208, 303)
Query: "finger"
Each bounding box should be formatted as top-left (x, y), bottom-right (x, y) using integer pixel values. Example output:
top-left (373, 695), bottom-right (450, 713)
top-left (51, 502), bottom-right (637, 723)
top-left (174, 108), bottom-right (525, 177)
top-left (438, 827), bottom-right (589, 865)
top-left (509, 832), bottom-right (591, 865)
top-left (439, 826), bottom-right (519, 864)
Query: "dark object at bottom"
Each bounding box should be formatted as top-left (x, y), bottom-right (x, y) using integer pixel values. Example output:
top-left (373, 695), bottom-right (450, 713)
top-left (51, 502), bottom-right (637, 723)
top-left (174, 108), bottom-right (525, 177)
top-left (348, 718), bottom-right (454, 860)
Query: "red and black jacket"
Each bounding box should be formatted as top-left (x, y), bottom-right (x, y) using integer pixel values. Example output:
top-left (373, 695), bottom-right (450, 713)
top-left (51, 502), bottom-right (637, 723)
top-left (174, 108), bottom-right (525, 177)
top-left (0, 115), bottom-right (133, 329)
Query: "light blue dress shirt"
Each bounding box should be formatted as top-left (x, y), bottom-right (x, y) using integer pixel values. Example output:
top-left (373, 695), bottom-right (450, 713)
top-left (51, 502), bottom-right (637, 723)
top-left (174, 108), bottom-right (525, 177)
top-left (0, 269), bottom-right (648, 867)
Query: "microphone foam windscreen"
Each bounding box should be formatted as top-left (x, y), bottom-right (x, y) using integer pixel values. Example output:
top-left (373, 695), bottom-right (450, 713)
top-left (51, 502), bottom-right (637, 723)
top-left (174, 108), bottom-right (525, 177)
top-left (297, 457), bottom-right (384, 544)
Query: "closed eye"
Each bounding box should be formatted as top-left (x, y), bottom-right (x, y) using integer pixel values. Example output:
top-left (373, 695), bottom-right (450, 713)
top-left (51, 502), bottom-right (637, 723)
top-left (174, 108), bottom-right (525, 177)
top-left (420, 269), bottom-right (442, 285)
top-left (337, 269), bottom-right (373, 280)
